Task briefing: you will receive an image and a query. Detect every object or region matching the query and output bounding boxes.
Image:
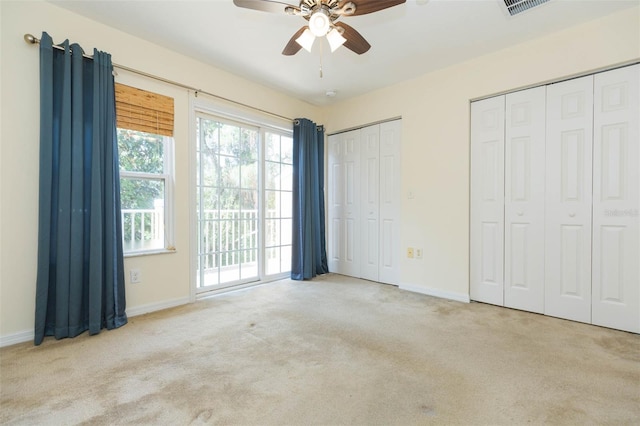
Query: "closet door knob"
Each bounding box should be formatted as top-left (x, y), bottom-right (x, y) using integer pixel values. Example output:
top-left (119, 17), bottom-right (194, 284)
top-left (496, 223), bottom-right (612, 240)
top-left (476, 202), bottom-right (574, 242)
top-left (569, 212), bottom-right (576, 217)
top-left (516, 211), bottom-right (524, 216)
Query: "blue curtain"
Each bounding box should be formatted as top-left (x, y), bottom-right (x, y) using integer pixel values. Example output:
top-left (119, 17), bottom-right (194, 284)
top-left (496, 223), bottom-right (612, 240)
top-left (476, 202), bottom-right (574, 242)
top-left (291, 118), bottom-right (329, 280)
top-left (34, 32), bottom-right (127, 345)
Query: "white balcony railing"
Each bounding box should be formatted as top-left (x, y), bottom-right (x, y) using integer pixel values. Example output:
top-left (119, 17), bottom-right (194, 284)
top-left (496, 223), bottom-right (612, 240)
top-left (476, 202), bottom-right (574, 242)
top-left (122, 207), bottom-right (290, 285)
top-left (199, 210), bottom-right (260, 269)
top-left (121, 208), bottom-right (282, 258)
top-left (121, 206), bottom-right (164, 252)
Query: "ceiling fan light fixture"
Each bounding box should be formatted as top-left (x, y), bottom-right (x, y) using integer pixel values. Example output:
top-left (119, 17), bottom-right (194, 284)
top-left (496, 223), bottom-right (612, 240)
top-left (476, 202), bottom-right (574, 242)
top-left (295, 28), bottom-right (315, 52)
top-left (309, 10), bottom-right (330, 37)
top-left (326, 28), bottom-right (346, 52)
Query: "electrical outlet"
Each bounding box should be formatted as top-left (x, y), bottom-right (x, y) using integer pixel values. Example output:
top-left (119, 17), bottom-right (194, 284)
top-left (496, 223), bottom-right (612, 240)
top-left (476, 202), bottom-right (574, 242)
top-left (130, 268), bottom-right (141, 283)
top-left (416, 248), bottom-right (423, 259)
top-left (407, 247), bottom-right (414, 259)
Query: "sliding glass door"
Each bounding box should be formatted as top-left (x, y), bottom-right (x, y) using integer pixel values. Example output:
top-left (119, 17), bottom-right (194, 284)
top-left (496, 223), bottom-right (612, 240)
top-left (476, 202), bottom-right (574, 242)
top-left (265, 132), bottom-right (293, 276)
top-left (196, 113), bottom-right (292, 292)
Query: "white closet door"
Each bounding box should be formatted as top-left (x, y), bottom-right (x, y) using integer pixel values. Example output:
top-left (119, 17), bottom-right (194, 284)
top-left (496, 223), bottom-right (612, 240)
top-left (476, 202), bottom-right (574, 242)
top-left (327, 130), bottom-right (360, 276)
top-left (342, 130), bottom-right (361, 277)
top-left (504, 87), bottom-right (546, 313)
top-left (592, 64), bottom-right (640, 333)
top-left (360, 124), bottom-right (380, 282)
top-left (378, 120), bottom-right (401, 285)
top-left (545, 75), bottom-right (594, 323)
top-left (471, 96), bottom-right (505, 306)
top-left (327, 133), bottom-right (343, 274)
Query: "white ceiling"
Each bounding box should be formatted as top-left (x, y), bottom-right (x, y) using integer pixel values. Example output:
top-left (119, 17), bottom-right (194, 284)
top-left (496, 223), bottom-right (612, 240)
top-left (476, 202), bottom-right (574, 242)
top-left (50, 0), bottom-right (637, 106)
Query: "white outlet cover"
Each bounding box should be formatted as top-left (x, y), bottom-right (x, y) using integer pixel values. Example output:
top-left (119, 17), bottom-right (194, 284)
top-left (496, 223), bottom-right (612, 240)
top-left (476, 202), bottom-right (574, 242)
top-left (130, 268), bottom-right (141, 283)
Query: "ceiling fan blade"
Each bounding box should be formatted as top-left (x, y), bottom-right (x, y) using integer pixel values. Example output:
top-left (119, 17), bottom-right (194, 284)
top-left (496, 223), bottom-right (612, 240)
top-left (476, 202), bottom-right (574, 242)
top-left (338, 0), bottom-right (406, 16)
top-left (282, 27), bottom-right (308, 56)
top-left (335, 22), bottom-right (371, 55)
top-left (233, 0), bottom-right (297, 14)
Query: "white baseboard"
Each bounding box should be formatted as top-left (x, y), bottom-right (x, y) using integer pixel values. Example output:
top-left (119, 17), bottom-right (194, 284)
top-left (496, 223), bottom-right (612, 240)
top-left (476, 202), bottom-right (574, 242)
top-left (0, 330), bottom-right (34, 347)
top-left (126, 297), bottom-right (190, 317)
top-left (0, 297), bottom-right (191, 348)
top-left (399, 283), bottom-right (470, 303)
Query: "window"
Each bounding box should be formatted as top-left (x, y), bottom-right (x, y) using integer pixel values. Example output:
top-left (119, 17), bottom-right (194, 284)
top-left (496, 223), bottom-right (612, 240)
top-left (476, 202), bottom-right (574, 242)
top-left (116, 84), bottom-right (175, 255)
top-left (118, 129), bottom-right (173, 253)
top-left (195, 113), bottom-right (292, 292)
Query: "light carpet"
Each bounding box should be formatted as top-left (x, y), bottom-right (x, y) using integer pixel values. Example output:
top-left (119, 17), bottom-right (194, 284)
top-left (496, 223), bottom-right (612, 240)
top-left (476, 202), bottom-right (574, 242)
top-left (1, 274), bottom-right (638, 425)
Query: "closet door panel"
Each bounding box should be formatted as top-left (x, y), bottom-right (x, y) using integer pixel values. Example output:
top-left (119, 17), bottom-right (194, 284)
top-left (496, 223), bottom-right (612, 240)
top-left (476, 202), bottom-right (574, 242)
top-left (360, 125), bottom-right (380, 281)
top-left (378, 120), bottom-right (401, 285)
top-left (592, 64), bottom-right (640, 333)
top-left (327, 134), bottom-right (343, 273)
top-left (504, 87), bottom-right (546, 313)
top-left (545, 76), bottom-right (593, 323)
top-left (328, 130), bottom-right (360, 277)
top-left (343, 130), bottom-right (361, 277)
top-left (471, 96), bottom-right (505, 306)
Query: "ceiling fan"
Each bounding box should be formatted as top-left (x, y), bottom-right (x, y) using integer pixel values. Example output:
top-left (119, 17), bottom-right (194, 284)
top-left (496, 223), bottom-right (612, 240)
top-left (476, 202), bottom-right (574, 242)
top-left (233, 0), bottom-right (406, 55)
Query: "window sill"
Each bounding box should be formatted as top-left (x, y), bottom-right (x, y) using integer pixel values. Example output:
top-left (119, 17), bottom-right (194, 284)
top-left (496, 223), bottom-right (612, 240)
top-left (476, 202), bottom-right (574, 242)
top-left (124, 247), bottom-right (176, 258)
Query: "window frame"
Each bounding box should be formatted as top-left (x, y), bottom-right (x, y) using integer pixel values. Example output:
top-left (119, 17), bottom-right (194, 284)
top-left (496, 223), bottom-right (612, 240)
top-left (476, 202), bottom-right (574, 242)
top-left (263, 129), bottom-right (294, 278)
top-left (195, 115), bottom-right (261, 289)
top-left (118, 130), bottom-right (176, 257)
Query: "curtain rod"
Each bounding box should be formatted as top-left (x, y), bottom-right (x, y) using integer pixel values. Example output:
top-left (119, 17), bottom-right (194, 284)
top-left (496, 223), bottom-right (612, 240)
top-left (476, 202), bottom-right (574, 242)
top-left (23, 33), bottom-right (294, 123)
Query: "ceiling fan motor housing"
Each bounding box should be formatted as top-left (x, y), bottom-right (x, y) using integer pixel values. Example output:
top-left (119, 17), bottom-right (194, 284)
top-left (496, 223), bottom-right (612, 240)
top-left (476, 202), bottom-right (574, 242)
top-left (300, 0), bottom-right (357, 19)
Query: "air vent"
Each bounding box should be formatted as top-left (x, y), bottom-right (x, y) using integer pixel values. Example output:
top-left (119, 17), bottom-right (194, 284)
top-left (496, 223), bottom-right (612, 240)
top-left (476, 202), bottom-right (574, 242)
top-left (503, 0), bottom-right (550, 16)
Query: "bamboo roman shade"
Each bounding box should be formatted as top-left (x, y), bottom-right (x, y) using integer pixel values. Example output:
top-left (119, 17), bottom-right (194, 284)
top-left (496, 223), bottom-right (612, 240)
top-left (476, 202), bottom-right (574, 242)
top-left (115, 83), bottom-right (174, 137)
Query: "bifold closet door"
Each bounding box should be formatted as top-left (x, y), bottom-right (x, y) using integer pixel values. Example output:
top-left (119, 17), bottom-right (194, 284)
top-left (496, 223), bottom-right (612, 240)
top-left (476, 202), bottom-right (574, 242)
top-left (327, 129), bottom-right (360, 276)
top-left (329, 121), bottom-right (401, 284)
top-left (360, 125), bottom-right (380, 282)
top-left (470, 96), bottom-right (505, 306)
top-left (359, 120), bottom-right (401, 284)
top-left (504, 87), bottom-right (546, 313)
top-left (592, 64), bottom-right (640, 333)
top-left (545, 75), bottom-right (594, 324)
top-left (378, 120), bottom-right (401, 285)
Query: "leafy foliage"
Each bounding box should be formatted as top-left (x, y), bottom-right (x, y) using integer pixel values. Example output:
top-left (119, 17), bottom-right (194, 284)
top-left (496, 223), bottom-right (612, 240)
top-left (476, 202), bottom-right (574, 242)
top-left (117, 129), bottom-right (164, 210)
top-left (198, 118), bottom-right (259, 211)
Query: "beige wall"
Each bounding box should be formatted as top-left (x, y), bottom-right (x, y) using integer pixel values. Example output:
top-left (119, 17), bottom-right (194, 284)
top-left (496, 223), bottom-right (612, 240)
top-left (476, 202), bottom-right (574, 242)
top-left (1, 1), bottom-right (638, 343)
top-left (0, 0), bottom-right (320, 343)
top-left (323, 7), bottom-right (639, 300)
